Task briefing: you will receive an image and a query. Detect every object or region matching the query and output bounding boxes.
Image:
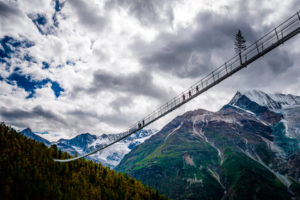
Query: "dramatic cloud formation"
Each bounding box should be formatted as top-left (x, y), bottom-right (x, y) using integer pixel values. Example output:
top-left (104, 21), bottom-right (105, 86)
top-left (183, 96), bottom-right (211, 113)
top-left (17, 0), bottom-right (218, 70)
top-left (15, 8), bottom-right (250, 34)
top-left (105, 0), bottom-right (176, 26)
top-left (68, 0), bottom-right (107, 32)
top-left (0, 0), bottom-right (299, 140)
top-left (80, 69), bottom-right (169, 99)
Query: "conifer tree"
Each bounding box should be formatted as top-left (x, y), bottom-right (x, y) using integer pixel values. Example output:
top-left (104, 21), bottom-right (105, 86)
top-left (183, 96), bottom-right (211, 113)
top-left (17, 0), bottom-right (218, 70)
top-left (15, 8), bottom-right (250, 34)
top-left (0, 123), bottom-right (168, 200)
top-left (234, 29), bottom-right (246, 65)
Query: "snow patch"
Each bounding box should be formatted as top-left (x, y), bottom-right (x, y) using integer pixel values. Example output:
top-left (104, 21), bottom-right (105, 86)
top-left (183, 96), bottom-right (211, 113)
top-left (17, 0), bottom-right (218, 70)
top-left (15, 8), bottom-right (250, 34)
top-left (165, 122), bottom-right (182, 142)
top-left (208, 167), bottom-right (225, 190)
top-left (244, 90), bottom-right (281, 109)
top-left (230, 104), bottom-right (256, 116)
top-left (258, 135), bottom-right (287, 158)
top-left (193, 118), bottom-right (224, 164)
top-left (281, 119), bottom-right (293, 139)
top-left (236, 89), bottom-right (300, 110)
top-left (210, 115), bottom-right (242, 126)
top-left (73, 146), bottom-right (84, 155)
top-left (270, 93), bottom-right (300, 107)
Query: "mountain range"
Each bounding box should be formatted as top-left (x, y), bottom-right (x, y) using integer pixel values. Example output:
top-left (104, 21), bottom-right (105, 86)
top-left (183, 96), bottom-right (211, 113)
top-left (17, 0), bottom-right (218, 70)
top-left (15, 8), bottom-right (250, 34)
top-left (19, 89), bottom-right (300, 199)
top-left (21, 128), bottom-right (156, 168)
top-left (116, 90), bottom-right (300, 200)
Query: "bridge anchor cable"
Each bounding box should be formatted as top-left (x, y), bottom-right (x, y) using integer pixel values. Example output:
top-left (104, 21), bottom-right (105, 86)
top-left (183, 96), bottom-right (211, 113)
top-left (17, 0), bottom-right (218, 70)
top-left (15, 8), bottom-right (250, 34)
top-left (54, 11), bottom-right (300, 162)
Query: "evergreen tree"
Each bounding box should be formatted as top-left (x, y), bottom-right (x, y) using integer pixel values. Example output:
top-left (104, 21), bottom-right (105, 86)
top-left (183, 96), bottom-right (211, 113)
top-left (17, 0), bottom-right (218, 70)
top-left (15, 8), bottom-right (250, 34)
top-left (0, 122), bottom-right (168, 200)
top-left (234, 29), bottom-right (246, 65)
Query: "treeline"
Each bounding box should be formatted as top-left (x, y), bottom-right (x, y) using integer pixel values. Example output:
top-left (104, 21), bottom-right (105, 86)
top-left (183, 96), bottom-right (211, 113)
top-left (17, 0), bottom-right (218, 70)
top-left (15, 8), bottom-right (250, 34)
top-left (0, 123), bottom-right (168, 200)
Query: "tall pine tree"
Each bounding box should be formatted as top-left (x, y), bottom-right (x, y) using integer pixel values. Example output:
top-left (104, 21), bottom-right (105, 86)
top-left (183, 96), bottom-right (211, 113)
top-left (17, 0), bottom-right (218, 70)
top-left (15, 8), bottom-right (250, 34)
top-left (234, 29), bottom-right (246, 65)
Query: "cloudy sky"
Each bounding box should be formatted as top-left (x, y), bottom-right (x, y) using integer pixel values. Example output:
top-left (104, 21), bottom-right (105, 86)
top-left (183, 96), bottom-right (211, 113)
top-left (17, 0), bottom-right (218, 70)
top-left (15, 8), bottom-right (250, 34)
top-left (1, 0), bottom-right (299, 140)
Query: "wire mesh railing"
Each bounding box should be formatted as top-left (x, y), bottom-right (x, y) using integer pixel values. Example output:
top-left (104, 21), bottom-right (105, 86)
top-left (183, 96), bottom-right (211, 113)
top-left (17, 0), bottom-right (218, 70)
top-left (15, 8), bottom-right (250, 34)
top-left (54, 11), bottom-right (300, 162)
top-left (128, 11), bottom-right (300, 134)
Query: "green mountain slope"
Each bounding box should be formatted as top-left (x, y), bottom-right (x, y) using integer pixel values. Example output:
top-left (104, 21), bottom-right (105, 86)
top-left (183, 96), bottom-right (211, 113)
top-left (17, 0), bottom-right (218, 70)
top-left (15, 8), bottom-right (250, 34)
top-left (0, 123), bottom-right (167, 200)
top-left (116, 107), bottom-right (299, 200)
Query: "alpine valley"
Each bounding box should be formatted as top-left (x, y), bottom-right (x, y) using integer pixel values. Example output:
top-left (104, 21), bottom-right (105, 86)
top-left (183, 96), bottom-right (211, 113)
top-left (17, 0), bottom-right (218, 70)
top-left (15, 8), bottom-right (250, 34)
top-left (20, 90), bottom-right (300, 199)
top-left (116, 90), bottom-right (300, 200)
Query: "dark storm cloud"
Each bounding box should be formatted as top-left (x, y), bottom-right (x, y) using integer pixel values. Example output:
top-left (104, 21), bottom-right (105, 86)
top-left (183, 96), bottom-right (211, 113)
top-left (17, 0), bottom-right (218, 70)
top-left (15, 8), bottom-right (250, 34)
top-left (132, 11), bottom-right (257, 78)
top-left (265, 50), bottom-right (294, 74)
top-left (0, 106), bottom-right (67, 125)
top-left (131, 5), bottom-right (298, 82)
top-left (110, 96), bottom-right (133, 112)
top-left (67, 108), bottom-right (133, 127)
top-left (67, 109), bottom-right (99, 119)
top-left (98, 112), bottom-right (134, 127)
top-left (105, 0), bottom-right (175, 26)
top-left (0, 1), bottom-right (22, 17)
top-left (76, 69), bottom-right (171, 100)
top-left (68, 0), bottom-right (107, 32)
top-left (229, 47), bottom-right (297, 90)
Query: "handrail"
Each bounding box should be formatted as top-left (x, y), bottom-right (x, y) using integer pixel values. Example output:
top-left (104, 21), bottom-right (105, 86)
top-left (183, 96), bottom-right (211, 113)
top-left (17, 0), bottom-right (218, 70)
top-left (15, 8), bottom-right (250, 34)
top-left (54, 11), bottom-right (300, 162)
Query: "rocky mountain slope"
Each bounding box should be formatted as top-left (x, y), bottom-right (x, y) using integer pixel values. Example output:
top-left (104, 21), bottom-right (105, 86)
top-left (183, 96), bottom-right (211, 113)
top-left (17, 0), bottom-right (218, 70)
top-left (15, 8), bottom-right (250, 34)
top-left (116, 90), bottom-right (300, 200)
top-left (21, 129), bottom-right (156, 168)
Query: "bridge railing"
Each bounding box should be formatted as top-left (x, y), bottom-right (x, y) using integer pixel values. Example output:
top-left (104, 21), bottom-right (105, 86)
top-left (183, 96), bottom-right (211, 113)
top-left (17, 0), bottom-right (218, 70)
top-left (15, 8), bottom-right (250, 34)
top-left (126, 11), bottom-right (300, 136)
top-left (54, 11), bottom-right (300, 162)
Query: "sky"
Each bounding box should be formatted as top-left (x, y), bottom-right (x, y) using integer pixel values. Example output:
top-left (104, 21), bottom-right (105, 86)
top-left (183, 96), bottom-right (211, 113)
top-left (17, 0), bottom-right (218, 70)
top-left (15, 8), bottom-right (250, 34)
top-left (0, 0), bottom-right (300, 141)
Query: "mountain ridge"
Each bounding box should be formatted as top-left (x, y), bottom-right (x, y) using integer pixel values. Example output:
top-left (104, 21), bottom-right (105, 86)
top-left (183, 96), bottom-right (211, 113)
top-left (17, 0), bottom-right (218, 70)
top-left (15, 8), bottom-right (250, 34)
top-left (21, 128), bottom-right (51, 146)
top-left (116, 90), bottom-right (300, 199)
top-left (20, 128), bottom-right (156, 168)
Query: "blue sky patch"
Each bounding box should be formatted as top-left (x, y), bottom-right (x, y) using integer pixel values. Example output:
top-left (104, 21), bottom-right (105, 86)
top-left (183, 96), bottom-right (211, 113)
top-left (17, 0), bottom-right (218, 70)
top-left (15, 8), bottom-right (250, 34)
top-left (51, 81), bottom-right (64, 97)
top-left (52, 0), bottom-right (66, 27)
top-left (52, 13), bottom-right (59, 27)
top-left (0, 36), bottom-right (34, 63)
top-left (34, 14), bottom-right (47, 25)
top-left (24, 54), bottom-right (35, 62)
top-left (42, 61), bottom-right (50, 69)
top-left (7, 72), bottom-right (64, 99)
top-left (66, 60), bottom-right (75, 66)
top-left (54, 0), bottom-right (65, 12)
top-left (29, 14), bottom-right (55, 35)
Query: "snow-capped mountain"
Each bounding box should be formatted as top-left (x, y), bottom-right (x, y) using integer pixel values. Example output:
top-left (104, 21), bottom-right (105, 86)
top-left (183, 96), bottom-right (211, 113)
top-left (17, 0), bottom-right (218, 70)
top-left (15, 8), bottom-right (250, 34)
top-left (230, 90), bottom-right (300, 140)
top-left (21, 128), bottom-right (156, 168)
top-left (116, 90), bottom-right (300, 199)
top-left (85, 130), bottom-right (156, 167)
top-left (57, 133), bottom-right (97, 152)
top-left (21, 128), bottom-right (51, 146)
top-left (230, 89), bottom-right (300, 110)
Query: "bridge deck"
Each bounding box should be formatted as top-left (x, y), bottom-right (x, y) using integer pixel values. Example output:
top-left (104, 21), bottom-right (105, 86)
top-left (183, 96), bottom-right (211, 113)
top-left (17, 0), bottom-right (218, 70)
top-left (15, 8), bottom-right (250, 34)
top-left (55, 11), bottom-right (300, 162)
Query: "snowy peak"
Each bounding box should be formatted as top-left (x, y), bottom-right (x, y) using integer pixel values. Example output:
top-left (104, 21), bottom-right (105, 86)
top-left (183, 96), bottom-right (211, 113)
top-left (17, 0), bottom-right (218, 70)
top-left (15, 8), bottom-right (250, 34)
top-left (270, 93), bottom-right (300, 107)
top-left (230, 90), bottom-right (300, 110)
top-left (55, 129), bottom-right (156, 168)
top-left (20, 128), bottom-right (50, 145)
top-left (19, 127), bottom-right (156, 168)
top-left (58, 133), bottom-right (97, 150)
top-left (243, 90), bottom-right (281, 109)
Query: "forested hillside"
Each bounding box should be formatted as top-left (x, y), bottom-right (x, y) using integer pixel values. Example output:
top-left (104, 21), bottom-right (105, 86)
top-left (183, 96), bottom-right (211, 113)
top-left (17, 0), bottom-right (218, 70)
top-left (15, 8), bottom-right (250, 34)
top-left (0, 123), bottom-right (167, 200)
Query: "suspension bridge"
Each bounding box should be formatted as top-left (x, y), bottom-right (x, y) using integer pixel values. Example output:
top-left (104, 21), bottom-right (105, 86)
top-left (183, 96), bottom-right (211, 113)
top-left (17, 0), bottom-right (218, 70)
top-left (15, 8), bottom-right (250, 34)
top-left (54, 11), bottom-right (300, 162)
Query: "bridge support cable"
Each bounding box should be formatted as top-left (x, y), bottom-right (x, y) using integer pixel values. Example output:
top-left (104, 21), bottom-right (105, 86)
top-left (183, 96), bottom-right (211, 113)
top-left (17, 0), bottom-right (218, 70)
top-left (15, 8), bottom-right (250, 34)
top-left (54, 11), bottom-right (300, 162)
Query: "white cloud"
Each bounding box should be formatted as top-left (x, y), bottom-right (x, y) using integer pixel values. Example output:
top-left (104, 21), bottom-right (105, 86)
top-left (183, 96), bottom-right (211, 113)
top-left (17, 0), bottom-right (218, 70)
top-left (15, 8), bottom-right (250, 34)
top-left (0, 0), bottom-right (300, 140)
